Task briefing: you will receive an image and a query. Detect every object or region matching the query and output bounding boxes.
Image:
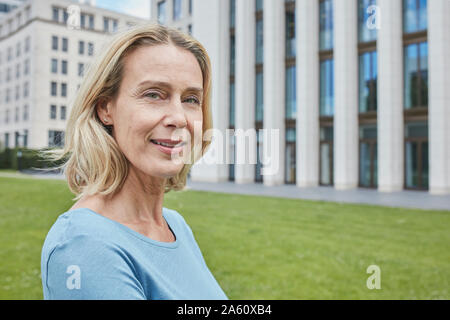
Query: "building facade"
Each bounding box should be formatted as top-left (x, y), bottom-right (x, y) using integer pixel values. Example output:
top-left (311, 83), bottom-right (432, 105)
top-left (150, 0), bottom-right (192, 34)
top-left (0, 0), bottom-right (24, 18)
top-left (157, 0), bottom-right (449, 195)
top-left (0, 0), bottom-right (147, 150)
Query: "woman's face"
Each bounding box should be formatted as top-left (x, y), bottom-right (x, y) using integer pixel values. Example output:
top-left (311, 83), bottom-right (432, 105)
top-left (101, 44), bottom-right (204, 179)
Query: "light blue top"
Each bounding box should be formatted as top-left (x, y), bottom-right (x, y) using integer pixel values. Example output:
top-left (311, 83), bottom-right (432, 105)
top-left (41, 207), bottom-right (228, 300)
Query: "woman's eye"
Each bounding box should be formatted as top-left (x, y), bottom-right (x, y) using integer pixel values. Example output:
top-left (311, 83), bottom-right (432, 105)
top-left (144, 92), bottom-right (162, 100)
top-left (184, 97), bottom-right (200, 105)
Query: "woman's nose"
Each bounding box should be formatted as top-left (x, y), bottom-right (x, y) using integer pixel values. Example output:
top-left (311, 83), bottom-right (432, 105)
top-left (164, 99), bottom-right (187, 128)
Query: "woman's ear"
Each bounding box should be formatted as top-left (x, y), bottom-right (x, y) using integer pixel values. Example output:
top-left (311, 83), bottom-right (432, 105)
top-left (96, 98), bottom-right (113, 126)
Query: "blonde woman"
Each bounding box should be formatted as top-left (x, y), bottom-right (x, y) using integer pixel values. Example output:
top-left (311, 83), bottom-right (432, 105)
top-left (40, 24), bottom-right (228, 300)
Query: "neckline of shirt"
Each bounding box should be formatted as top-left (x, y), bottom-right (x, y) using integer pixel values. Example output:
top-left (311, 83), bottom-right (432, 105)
top-left (67, 207), bottom-right (180, 249)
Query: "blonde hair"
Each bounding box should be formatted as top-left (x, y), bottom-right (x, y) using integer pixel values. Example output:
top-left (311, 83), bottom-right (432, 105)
top-left (41, 24), bottom-right (213, 200)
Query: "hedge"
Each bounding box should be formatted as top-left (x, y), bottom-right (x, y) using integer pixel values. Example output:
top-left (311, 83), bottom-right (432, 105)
top-left (0, 147), bottom-right (65, 172)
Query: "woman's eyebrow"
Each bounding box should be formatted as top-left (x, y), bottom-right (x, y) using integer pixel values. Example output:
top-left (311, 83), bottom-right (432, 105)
top-left (136, 80), bottom-right (203, 94)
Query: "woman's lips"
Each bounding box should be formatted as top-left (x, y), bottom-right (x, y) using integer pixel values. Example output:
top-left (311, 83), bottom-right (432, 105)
top-left (150, 140), bottom-right (185, 155)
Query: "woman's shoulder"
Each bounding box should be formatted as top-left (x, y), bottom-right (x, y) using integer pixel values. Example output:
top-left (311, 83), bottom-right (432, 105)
top-left (42, 208), bottom-right (106, 250)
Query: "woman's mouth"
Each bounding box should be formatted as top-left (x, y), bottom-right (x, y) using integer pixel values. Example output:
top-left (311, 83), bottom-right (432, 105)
top-left (150, 139), bottom-right (186, 155)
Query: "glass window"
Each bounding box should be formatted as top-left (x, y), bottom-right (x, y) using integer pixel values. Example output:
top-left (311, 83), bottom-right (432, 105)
top-left (405, 121), bottom-right (428, 189)
top-left (358, 0), bottom-right (378, 42)
top-left (62, 38), bottom-right (68, 52)
top-left (230, 35), bottom-right (235, 76)
top-left (158, 1), bottom-right (166, 25)
top-left (229, 82), bottom-right (235, 127)
top-left (80, 13), bottom-right (86, 29)
top-left (286, 128), bottom-right (296, 143)
top-left (285, 129), bottom-right (296, 184)
top-left (50, 105), bottom-right (57, 119)
top-left (405, 121), bottom-right (428, 138)
top-left (285, 66), bottom-right (296, 119)
top-left (52, 36), bottom-right (58, 50)
top-left (319, 0), bottom-right (333, 50)
top-left (79, 41), bottom-right (85, 55)
top-left (403, 0), bottom-right (427, 33)
top-left (52, 7), bottom-right (59, 22)
top-left (256, 19), bottom-right (263, 64)
top-left (61, 60), bottom-right (67, 75)
top-left (89, 15), bottom-right (94, 29)
top-left (61, 106), bottom-right (66, 120)
top-left (320, 59), bottom-right (334, 116)
top-left (61, 83), bottom-right (67, 97)
top-left (51, 82), bottom-right (57, 96)
top-left (359, 50), bottom-right (377, 112)
top-left (78, 63), bottom-right (84, 77)
top-left (173, 0), bottom-right (182, 20)
top-left (112, 20), bottom-right (118, 33)
top-left (404, 42), bottom-right (428, 109)
top-left (51, 58), bottom-right (58, 73)
top-left (103, 17), bottom-right (109, 32)
top-left (286, 11), bottom-right (295, 58)
top-left (88, 42), bottom-right (94, 56)
top-left (4, 133), bottom-right (9, 148)
top-left (48, 130), bottom-right (64, 147)
top-left (256, 0), bottom-right (263, 11)
top-left (360, 125), bottom-right (377, 139)
top-left (230, 0), bottom-right (235, 28)
top-left (255, 72), bottom-right (264, 122)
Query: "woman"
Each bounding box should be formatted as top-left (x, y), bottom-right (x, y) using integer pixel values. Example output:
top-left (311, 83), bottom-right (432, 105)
top-left (40, 24), bottom-right (228, 300)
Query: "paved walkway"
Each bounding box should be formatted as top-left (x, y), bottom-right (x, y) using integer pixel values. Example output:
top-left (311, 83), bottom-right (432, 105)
top-left (1, 170), bottom-right (449, 211)
top-left (186, 180), bottom-right (450, 211)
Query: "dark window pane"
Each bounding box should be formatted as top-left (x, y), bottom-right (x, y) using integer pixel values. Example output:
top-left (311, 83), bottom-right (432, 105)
top-left (255, 72), bottom-right (264, 122)
top-left (359, 51), bottom-right (377, 112)
top-left (285, 66), bottom-right (296, 119)
top-left (229, 82), bottom-right (235, 127)
top-left (403, 0), bottom-right (427, 33)
top-left (286, 11), bottom-right (295, 58)
top-left (358, 0), bottom-right (378, 42)
top-left (320, 59), bottom-right (334, 116)
top-left (256, 19), bottom-right (264, 64)
top-left (319, 0), bottom-right (333, 50)
top-left (405, 121), bottom-right (428, 138)
top-left (405, 141), bottom-right (419, 188)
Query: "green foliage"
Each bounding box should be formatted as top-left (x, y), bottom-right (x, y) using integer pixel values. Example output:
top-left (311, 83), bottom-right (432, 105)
top-left (0, 148), bottom-right (65, 171)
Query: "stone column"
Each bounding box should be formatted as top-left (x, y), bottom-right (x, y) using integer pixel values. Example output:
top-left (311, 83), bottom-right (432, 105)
top-left (296, 0), bottom-right (320, 187)
top-left (428, 0), bottom-right (450, 194)
top-left (234, 0), bottom-right (256, 184)
top-left (263, 0), bottom-right (285, 186)
top-left (333, 0), bottom-right (358, 189)
top-left (377, 0), bottom-right (404, 192)
top-left (189, 0), bottom-right (230, 182)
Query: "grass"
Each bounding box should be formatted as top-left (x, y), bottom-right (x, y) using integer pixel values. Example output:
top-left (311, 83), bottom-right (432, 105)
top-left (0, 172), bottom-right (449, 299)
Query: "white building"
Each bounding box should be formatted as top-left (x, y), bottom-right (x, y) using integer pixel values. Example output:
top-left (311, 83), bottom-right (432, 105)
top-left (0, 0), bottom-right (147, 150)
top-left (153, 0), bottom-right (450, 195)
top-left (150, 0), bottom-right (192, 34)
top-left (0, 0), bottom-right (24, 18)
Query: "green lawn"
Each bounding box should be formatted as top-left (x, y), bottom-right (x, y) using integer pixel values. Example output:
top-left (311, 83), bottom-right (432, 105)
top-left (0, 173), bottom-right (449, 299)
